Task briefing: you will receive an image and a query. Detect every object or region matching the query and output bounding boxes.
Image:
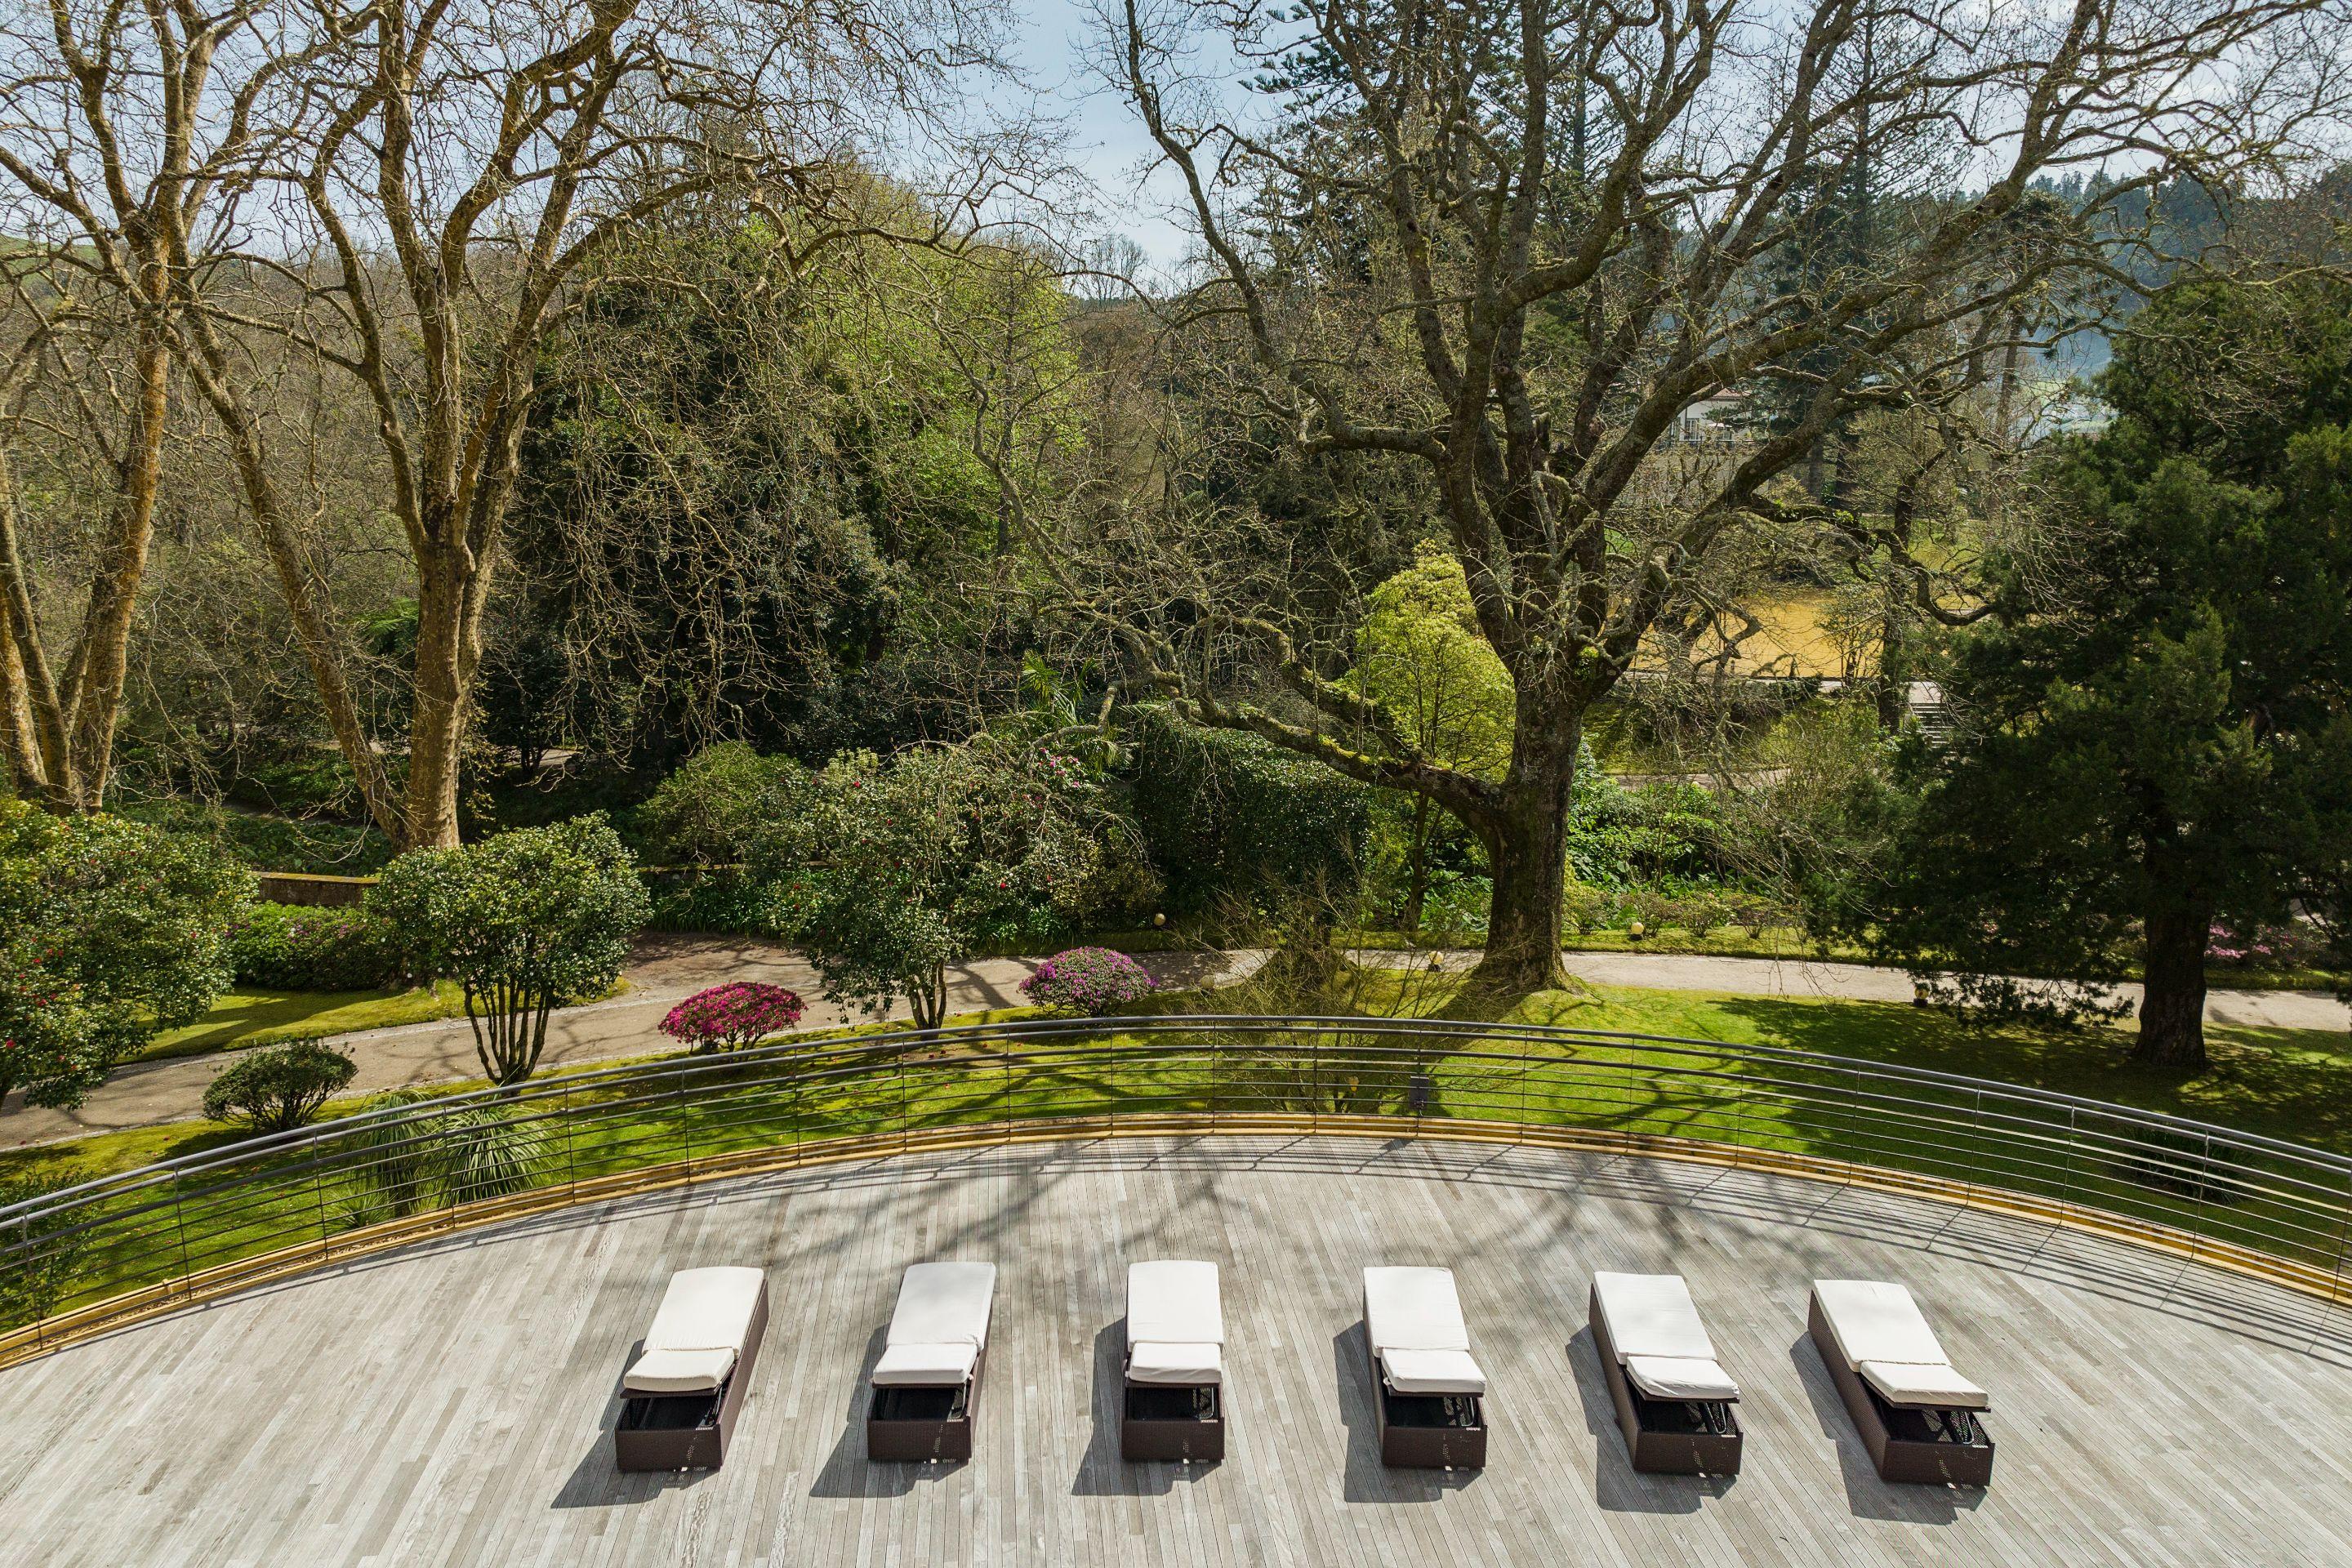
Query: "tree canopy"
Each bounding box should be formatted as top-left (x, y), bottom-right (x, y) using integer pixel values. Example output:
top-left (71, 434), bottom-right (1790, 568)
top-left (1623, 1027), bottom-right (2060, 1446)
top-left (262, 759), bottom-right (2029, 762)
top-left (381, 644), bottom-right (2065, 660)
top-left (1869, 276), bottom-right (2352, 1067)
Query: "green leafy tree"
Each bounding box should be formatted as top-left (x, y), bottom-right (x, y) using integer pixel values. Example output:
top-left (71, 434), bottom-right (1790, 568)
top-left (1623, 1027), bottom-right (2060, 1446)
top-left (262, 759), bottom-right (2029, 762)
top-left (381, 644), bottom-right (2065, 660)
top-left (1870, 277), bottom-right (2352, 1068)
top-left (368, 817), bottom-right (651, 1086)
top-left (0, 800), bottom-right (247, 1108)
top-left (1346, 545), bottom-right (1513, 935)
top-left (200, 1042), bottom-right (358, 1134)
top-left (760, 741), bottom-right (1156, 1029)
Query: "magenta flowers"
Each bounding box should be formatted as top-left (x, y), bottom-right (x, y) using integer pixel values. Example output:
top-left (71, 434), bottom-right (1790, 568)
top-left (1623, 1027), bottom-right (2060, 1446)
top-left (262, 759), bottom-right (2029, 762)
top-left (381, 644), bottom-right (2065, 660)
top-left (1018, 947), bottom-right (1156, 1016)
top-left (659, 982), bottom-right (805, 1054)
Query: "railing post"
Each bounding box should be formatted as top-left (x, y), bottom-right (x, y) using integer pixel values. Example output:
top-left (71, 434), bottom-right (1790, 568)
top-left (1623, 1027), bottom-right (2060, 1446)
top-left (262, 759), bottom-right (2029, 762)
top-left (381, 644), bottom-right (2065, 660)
top-left (2058, 1107), bottom-right (2078, 1221)
top-left (561, 1080), bottom-right (581, 1200)
top-left (1310, 1029), bottom-right (1321, 1131)
top-left (172, 1174), bottom-right (193, 1298)
top-left (675, 1074), bottom-right (693, 1181)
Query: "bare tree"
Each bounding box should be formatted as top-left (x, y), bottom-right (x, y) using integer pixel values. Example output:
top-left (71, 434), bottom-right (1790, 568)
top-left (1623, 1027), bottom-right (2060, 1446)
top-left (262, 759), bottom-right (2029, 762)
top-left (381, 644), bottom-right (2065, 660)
top-left (0, 0), bottom-right (296, 808)
top-left (173, 0), bottom-right (1028, 848)
top-left (1082, 0), bottom-right (2350, 991)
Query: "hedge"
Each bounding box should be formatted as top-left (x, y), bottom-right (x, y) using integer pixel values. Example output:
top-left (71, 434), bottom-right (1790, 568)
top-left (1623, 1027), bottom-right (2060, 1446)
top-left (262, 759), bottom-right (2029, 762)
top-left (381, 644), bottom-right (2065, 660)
top-left (1123, 705), bottom-right (1370, 914)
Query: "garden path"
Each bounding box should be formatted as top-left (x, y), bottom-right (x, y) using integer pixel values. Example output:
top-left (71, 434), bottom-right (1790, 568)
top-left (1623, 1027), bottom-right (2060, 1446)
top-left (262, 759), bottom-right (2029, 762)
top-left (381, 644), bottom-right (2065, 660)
top-left (1, 939), bottom-right (2341, 1152)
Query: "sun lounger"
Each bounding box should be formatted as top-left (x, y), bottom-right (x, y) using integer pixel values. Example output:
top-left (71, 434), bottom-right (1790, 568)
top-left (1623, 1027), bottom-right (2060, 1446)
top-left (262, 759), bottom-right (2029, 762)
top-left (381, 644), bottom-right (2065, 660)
top-left (1362, 1266), bottom-right (1487, 1468)
top-left (1588, 1271), bottom-right (1742, 1475)
top-left (1122, 1259), bottom-right (1226, 1462)
top-left (1808, 1279), bottom-right (1993, 1486)
top-left (613, 1266), bottom-right (768, 1472)
top-left (867, 1262), bottom-right (996, 1462)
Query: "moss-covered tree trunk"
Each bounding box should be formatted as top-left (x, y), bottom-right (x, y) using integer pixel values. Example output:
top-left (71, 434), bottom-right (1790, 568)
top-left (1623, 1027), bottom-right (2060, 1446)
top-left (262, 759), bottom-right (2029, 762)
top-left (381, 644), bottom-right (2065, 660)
top-left (1466, 712), bottom-right (1578, 995)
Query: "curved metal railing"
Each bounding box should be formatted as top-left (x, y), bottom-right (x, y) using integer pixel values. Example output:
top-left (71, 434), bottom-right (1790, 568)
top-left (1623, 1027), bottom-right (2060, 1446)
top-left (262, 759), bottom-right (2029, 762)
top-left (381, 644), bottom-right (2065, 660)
top-left (5, 1014), bottom-right (2350, 1362)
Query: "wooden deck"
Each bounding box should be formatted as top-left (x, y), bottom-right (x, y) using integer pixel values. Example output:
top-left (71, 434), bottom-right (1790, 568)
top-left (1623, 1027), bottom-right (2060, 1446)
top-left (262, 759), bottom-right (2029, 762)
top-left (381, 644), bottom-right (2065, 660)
top-left (5, 1134), bottom-right (2350, 1566)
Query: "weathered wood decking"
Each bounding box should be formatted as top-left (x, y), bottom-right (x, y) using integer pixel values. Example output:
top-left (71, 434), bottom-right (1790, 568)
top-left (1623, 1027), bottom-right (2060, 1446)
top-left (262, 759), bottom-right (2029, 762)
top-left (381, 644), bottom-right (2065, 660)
top-left (3, 1134), bottom-right (2348, 1566)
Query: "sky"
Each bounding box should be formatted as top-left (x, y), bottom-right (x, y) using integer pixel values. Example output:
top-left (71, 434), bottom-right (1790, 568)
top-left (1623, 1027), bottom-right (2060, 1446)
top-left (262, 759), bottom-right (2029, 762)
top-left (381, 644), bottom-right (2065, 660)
top-left (1001, 0), bottom-right (1231, 278)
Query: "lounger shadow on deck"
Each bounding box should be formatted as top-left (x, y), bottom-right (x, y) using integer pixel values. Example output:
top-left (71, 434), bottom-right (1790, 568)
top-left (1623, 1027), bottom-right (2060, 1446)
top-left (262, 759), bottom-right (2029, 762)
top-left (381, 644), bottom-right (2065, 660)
top-left (1072, 1319), bottom-right (1206, 1496)
top-left (1566, 1327), bottom-right (1717, 1515)
top-left (1787, 1335), bottom-right (1976, 1526)
top-left (1331, 1326), bottom-right (1458, 1505)
top-left (811, 1326), bottom-right (956, 1498)
top-left (551, 1341), bottom-right (714, 1508)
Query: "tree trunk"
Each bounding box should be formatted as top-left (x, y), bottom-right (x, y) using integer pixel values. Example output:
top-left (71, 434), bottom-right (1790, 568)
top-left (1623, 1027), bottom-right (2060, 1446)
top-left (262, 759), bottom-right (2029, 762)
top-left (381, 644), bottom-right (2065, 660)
top-left (404, 548), bottom-right (473, 849)
top-left (1402, 792), bottom-right (1432, 939)
top-left (60, 314), bottom-right (171, 810)
top-left (2133, 901), bottom-right (2211, 1071)
top-left (1466, 720), bottom-right (1577, 995)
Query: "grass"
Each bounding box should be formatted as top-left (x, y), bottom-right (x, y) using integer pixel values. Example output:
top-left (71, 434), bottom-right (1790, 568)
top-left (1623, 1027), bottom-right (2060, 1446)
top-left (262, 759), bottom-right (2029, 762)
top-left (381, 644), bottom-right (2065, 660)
top-left (11, 972), bottom-right (2350, 1328)
top-left (1491, 980), bottom-right (2352, 1156)
top-left (133, 985), bottom-right (470, 1063)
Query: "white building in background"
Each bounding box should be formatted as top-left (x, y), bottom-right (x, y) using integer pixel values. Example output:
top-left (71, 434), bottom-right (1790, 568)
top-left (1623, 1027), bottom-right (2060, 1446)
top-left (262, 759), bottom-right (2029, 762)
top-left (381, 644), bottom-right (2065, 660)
top-left (1669, 390), bottom-right (1752, 443)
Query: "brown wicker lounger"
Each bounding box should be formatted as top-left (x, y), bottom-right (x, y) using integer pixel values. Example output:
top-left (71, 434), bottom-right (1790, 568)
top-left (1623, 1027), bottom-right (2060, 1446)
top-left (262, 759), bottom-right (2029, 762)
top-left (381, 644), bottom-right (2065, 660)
top-left (1808, 1280), bottom-right (1994, 1486)
top-left (1362, 1266), bottom-right (1488, 1469)
top-left (613, 1267), bottom-right (769, 1472)
top-left (1588, 1272), bottom-right (1742, 1476)
top-left (866, 1261), bottom-right (996, 1463)
top-left (1121, 1259), bottom-right (1226, 1463)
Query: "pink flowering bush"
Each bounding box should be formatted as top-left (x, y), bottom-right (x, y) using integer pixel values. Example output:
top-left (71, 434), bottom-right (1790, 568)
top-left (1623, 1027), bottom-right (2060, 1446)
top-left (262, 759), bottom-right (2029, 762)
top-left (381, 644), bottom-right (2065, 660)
top-left (659, 982), bottom-right (805, 1053)
top-left (1018, 947), bottom-right (1156, 1015)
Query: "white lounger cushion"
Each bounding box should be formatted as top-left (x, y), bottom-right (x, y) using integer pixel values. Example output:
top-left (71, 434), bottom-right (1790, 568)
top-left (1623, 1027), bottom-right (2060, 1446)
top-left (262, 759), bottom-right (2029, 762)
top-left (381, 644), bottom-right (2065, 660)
top-left (1364, 1267), bottom-right (1486, 1396)
top-left (872, 1342), bottom-right (981, 1387)
top-left (1859, 1358), bottom-right (1989, 1410)
top-left (1624, 1354), bottom-right (1740, 1401)
top-left (1128, 1342), bottom-right (1226, 1385)
top-left (1127, 1260), bottom-right (1226, 1385)
top-left (622, 1266), bottom-right (764, 1393)
top-left (1812, 1279), bottom-right (1988, 1411)
top-left (623, 1347), bottom-right (737, 1394)
top-left (871, 1262), bottom-right (996, 1387)
top-left (1592, 1271), bottom-right (1740, 1402)
top-left (1379, 1348), bottom-right (1488, 1395)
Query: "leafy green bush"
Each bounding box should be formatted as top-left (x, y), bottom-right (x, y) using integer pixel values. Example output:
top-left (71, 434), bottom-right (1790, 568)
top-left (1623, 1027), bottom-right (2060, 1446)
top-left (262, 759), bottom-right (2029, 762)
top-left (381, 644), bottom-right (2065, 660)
top-left (762, 741), bottom-right (1157, 1028)
top-left (0, 801), bottom-right (250, 1110)
top-left (1566, 768), bottom-right (1727, 890)
top-left (116, 799), bottom-right (393, 875)
top-left (1125, 705), bottom-right (1370, 914)
top-left (342, 1089), bottom-right (550, 1221)
top-left (636, 742), bottom-right (809, 865)
top-left (368, 816), bottom-right (651, 1085)
top-left (645, 867), bottom-right (785, 934)
top-left (201, 1042), bottom-right (359, 1133)
top-left (227, 902), bottom-right (400, 991)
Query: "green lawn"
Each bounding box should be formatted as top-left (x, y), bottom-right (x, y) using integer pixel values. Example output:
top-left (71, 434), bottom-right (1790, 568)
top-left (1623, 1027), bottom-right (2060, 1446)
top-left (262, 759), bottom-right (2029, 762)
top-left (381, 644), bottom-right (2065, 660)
top-left (12, 978), bottom-right (2349, 1329)
top-left (134, 984), bottom-right (470, 1062)
top-left (1496, 982), bottom-right (2352, 1156)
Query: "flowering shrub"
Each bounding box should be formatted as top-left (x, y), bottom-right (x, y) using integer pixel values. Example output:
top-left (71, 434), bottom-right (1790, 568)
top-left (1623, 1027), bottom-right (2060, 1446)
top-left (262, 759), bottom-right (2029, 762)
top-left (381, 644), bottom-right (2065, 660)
top-left (660, 982), bottom-right (805, 1053)
top-left (228, 902), bottom-right (400, 991)
top-left (1018, 947), bottom-right (1156, 1015)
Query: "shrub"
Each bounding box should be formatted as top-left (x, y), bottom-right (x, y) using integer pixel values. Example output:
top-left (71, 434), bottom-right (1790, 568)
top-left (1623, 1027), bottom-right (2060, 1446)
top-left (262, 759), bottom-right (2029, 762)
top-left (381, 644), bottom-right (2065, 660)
top-left (660, 982), bottom-right (805, 1053)
top-left (636, 743), bottom-right (809, 866)
top-left (368, 816), bottom-right (651, 1086)
top-left (0, 800), bottom-right (249, 1110)
top-left (341, 1089), bottom-right (549, 1220)
top-left (227, 902), bottom-right (401, 991)
top-left (763, 742), bottom-right (1156, 1029)
top-left (201, 1042), bottom-right (359, 1134)
top-left (1561, 882), bottom-right (1610, 936)
top-left (117, 800), bottom-right (394, 875)
top-left (1125, 706), bottom-right (1370, 914)
top-left (1667, 890), bottom-right (1735, 938)
top-left (1019, 948), bottom-right (1157, 1014)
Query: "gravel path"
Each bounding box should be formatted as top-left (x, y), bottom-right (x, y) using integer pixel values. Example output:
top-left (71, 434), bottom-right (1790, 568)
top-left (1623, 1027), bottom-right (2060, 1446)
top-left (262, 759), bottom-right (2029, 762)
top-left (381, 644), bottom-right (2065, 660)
top-left (2, 938), bottom-right (2340, 1152)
